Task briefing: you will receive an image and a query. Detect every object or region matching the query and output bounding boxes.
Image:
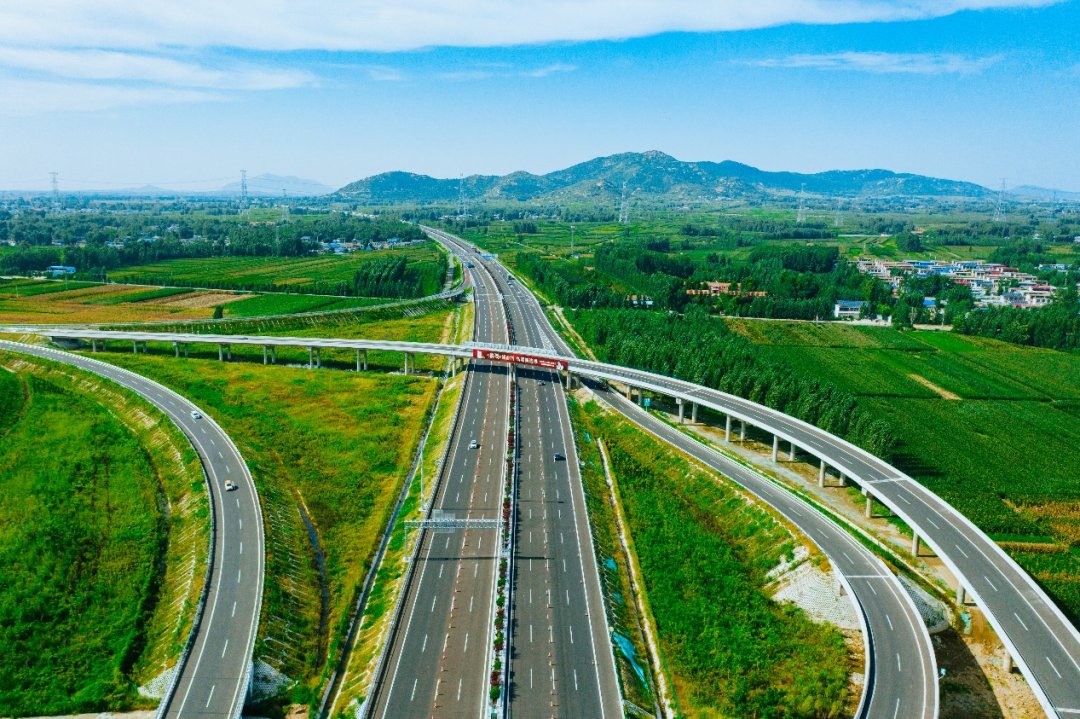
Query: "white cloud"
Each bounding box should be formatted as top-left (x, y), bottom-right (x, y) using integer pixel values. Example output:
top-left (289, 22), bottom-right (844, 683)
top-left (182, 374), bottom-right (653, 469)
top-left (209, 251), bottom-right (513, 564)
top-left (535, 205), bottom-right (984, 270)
top-left (0, 0), bottom-right (1062, 54)
top-left (523, 63), bottom-right (577, 78)
top-left (362, 65), bottom-right (407, 82)
top-left (0, 47), bottom-right (313, 89)
top-left (0, 75), bottom-right (218, 114)
top-left (748, 51), bottom-right (1001, 74)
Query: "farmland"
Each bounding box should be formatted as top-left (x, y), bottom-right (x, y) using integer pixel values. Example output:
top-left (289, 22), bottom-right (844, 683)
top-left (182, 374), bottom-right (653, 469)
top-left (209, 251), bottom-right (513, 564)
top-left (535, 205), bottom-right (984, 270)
top-left (0, 351), bottom-right (207, 716)
top-left (727, 319), bottom-right (1080, 619)
top-left (571, 396), bottom-right (852, 718)
top-left (107, 241), bottom-right (446, 297)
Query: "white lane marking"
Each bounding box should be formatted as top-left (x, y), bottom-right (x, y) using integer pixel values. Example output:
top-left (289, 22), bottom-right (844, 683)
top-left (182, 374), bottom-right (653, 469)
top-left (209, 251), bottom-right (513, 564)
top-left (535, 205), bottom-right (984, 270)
top-left (925, 518), bottom-right (940, 529)
top-left (954, 544), bottom-right (969, 559)
top-left (240, 542), bottom-right (242, 555)
top-left (985, 575), bottom-right (998, 592)
top-left (1048, 656), bottom-right (1063, 678)
top-left (570, 625), bottom-right (574, 643)
top-left (238, 569), bottom-right (241, 583)
top-left (232, 601), bottom-right (236, 617)
top-left (897, 652), bottom-right (902, 672)
top-left (410, 679), bottom-right (418, 701)
top-left (886, 614), bottom-right (894, 631)
top-left (431, 596), bottom-right (437, 612)
top-left (457, 678), bottom-right (462, 701)
top-left (222, 639), bottom-right (229, 657)
top-left (1014, 613), bottom-right (1029, 631)
top-left (205, 684), bottom-right (216, 706)
top-left (463, 632), bottom-right (469, 653)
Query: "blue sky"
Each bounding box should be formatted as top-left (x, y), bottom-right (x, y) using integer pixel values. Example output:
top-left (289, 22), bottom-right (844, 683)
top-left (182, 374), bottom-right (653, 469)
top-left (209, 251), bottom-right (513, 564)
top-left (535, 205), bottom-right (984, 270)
top-left (0, 0), bottom-right (1077, 192)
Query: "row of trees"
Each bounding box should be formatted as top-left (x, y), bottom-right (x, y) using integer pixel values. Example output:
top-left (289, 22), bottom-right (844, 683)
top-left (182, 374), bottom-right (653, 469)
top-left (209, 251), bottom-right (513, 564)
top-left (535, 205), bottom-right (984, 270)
top-left (954, 292), bottom-right (1080, 351)
top-left (351, 254), bottom-right (448, 298)
top-left (570, 306), bottom-right (897, 458)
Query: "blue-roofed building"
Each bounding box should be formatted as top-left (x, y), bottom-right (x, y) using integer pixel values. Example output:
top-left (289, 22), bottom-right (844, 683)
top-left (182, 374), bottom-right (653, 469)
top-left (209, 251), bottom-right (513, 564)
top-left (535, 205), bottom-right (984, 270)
top-left (833, 300), bottom-right (867, 319)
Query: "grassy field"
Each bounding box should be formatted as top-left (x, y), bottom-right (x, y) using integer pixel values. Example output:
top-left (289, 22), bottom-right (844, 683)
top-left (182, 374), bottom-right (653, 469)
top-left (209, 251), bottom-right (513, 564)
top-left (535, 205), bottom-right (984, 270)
top-left (92, 339), bottom-right (443, 702)
top-left (572, 396), bottom-right (852, 718)
top-left (107, 242), bottom-right (444, 295)
top-left (0, 351), bottom-right (207, 716)
top-left (727, 319), bottom-right (1080, 620)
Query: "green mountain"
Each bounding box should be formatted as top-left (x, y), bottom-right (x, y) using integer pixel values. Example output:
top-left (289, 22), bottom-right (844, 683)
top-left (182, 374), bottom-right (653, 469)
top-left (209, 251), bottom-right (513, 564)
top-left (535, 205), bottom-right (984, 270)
top-left (336, 151), bottom-right (990, 203)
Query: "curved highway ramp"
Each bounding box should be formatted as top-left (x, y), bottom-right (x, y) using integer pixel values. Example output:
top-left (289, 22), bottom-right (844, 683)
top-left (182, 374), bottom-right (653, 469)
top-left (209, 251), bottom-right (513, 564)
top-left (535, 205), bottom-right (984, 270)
top-left (0, 340), bottom-right (265, 719)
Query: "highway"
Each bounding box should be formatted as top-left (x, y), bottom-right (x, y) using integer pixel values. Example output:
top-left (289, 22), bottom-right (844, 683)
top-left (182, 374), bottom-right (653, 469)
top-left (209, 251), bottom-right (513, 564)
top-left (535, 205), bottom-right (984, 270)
top-left (0, 339), bottom-right (264, 719)
top-left (365, 250), bottom-right (509, 718)
top-left (438, 230), bottom-right (937, 719)
top-left (463, 245), bottom-right (623, 718)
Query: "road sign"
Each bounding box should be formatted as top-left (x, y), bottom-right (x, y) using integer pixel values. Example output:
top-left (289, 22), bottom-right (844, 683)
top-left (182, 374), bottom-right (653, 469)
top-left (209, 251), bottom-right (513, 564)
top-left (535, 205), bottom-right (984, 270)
top-left (643, 397), bottom-right (651, 407)
top-left (472, 348), bottom-right (568, 371)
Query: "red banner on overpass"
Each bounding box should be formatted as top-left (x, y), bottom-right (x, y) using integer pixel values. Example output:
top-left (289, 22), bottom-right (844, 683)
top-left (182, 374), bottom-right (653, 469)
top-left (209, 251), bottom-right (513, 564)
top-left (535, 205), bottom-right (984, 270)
top-left (473, 348), bottom-right (568, 371)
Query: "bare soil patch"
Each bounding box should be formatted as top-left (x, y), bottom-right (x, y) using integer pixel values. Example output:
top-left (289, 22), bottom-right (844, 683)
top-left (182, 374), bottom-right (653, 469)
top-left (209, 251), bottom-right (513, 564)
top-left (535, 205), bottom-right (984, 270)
top-left (910, 373), bottom-right (962, 400)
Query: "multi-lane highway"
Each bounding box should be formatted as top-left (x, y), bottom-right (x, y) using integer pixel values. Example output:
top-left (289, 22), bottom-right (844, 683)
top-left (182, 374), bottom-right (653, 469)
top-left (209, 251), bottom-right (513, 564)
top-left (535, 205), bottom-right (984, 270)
top-left (0, 339), bottom-right (264, 719)
top-left (365, 249), bottom-right (509, 718)
top-left (449, 231), bottom-right (938, 719)
top-left (462, 243), bottom-right (623, 718)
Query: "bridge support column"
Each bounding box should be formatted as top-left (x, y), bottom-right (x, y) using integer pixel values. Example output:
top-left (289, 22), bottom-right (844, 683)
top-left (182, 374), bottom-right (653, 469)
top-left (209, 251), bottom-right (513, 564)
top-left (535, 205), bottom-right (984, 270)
top-left (308, 347), bottom-right (313, 370)
top-left (1003, 650), bottom-right (1013, 673)
top-left (839, 472), bottom-right (847, 487)
top-left (101, 341), bottom-right (106, 352)
top-left (184, 344), bottom-right (189, 358)
top-left (819, 459), bottom-right (826, 487)
top-left (316, 348), bottom-right (321, 369)
top-left (356, 349), bottom-right (362, 372)
top-left (912, 533), bottom-right (921, 557)
top-left (133, 341), bottom-right (138, 354)
top-left (143, 341), bottom-right (148, 353)
top-left (92, 340), bottom-right (97, 352)
top-left (677, 398), bottom-right (684, 424)
top-left (772, 435), bottom-right (779, 462)
top-left (725, 415), bottom-right (731, 442)
top-left (957, 581), bottom-right (967, 605)
top-left (789, 442), bottom-right (797, 461)
top-left (263, 346), bottom-right (268, 365)
top-left (174, 342), bottom-right (179, 358)
top-left (218, 344), bottom-right (223, 361)
top-left (691, 402), bottom-right (698, 424)
top-left (363, 350), bottom-right (367, 371)
top-left (404, 353), bottom-right (412, 375)
top-left (271, 347), bottom-right (275, 364)
top-left (227, 345), bottom-right (231, 361)
top-left (865, 490), bottom-right (873, 518)
top-left (740, 420), bottom-right (746, 441)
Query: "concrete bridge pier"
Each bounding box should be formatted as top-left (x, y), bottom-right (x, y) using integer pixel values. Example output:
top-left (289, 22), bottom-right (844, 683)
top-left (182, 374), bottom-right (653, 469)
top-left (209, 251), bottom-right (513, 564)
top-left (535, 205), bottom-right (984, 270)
top-left (839, 472), bottom-right (847, 487)
top-left (263, 346), bottom-right (268, 365)
top-left (316, 348), bottom-right (321, 369)
top-left (691, 402), bottom-right (698, 424)
top-left (912, 533), bottom-right (921, 557)
top-left (227, 345), bottom-right (232, 361)
top-left (725, 415), bottom-right (731, 442)
top-left (174, 342), bottom-right (179, 357)
top-left (1004, 650), bottom-right (1013, 673)
top-left (184, 344), bottom-right (189, 358)
top-left (91, 340), bottom-right (97, 352)
top-left (819, 459), bottom-right (826, 487)
top-left (865, 487), bottom-right (874, 518)
top-left (219, 344), bottom-right (224, 361)
top-left (308, 347), bottom-right (313, 369)
top-left (789, 442), bottom-right (797, 461)
top-left (677, 398), bottom-right (684, 423)
top-left (957, 581), bottom-right (967, 605)
top-left (133, 341), bottom-right (138, 354)
top-left (740, 419), bottom-right (746, 441)
top-left (270, 347), bottom-right (275, 364)
top-left (772, 435), bottom-right (779, 462)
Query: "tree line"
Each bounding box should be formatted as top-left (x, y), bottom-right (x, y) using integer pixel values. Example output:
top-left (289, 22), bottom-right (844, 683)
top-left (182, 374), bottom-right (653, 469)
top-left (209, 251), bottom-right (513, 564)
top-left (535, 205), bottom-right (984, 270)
top-left (569, 306), bottom-right (897, 458)
top-left (953, 292), bottom-right (1080, 351)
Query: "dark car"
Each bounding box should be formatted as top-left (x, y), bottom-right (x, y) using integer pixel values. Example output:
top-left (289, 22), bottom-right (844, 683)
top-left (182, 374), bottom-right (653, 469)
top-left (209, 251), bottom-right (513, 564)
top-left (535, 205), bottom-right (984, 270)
top-left (554, 453), bottom-right (565, 461)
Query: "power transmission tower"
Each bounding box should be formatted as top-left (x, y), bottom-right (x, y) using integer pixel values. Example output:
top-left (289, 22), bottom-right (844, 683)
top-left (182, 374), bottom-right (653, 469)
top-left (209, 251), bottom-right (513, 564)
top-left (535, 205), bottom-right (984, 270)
top-left (619, 181), bottom-right (629, 224)
top-left (240, 170), bottom-right (248, 211)
top-left (834, 200), bottom-right (842, 228)
top-left (50, 172), bottom-right (60, 213)
top-left (570, 225), bottom-right (575, 255)
top-left (458, 175), bottom-right (466, 218)
top-left (992, 178), bottom-right (1005, 222)
top-left (796, 184), bottom-right (807, 223)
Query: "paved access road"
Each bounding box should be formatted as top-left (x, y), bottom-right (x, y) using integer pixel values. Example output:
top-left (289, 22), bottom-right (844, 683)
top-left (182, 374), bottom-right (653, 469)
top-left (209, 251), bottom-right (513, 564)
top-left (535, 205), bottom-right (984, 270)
top-left (442, 231), bottom-right (937, 719)
top-left (366, 246), bottom-right (509, 719)
top-left (0, 340), bottom-right (264, 719)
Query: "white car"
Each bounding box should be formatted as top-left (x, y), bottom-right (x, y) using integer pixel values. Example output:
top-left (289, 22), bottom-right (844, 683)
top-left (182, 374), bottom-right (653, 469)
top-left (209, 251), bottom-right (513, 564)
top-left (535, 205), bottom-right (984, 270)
top-left (538, 381), bottom-right (545, 386)
top-left (469, 439), bottom-right (479, 449)
top-left (224, 480), bottom-right (237, 491)
top-left (190, 410), bottom-right (202, 419)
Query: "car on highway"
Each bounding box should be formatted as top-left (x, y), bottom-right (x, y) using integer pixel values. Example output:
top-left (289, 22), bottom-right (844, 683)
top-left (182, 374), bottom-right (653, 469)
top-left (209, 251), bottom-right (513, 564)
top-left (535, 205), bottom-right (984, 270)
top-left (538, 380), bottom-right (545, 386)
top-left (225, 480), bottom-right (237, 491)
top-left (190, 410), bottom-right (201, 419)
top-left (470, 439), bottom-right (479, 449)
top-left (554, 452), bottom-right (565, 461)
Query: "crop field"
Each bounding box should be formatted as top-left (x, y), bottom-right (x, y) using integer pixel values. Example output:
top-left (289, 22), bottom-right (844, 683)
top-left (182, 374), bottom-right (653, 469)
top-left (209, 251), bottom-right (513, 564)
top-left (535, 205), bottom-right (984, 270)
top-left (107, 242), bottom-right (445, 295)
top-left (222, 293), bottom-right (381, 318)
top-left (0, 351), bottom-right (207, 716)
top-left (94, 354), bottom-right (439, 698)
top-left (735, 319), bottom-right (1080, 619)
top-left (573, 396), bottom-right (852, 718)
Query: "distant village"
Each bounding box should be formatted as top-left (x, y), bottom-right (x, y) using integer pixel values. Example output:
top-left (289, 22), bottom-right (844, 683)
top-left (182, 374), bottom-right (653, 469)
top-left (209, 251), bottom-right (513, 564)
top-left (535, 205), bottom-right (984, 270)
top-left (852, 258), bottom-right (1071, 309)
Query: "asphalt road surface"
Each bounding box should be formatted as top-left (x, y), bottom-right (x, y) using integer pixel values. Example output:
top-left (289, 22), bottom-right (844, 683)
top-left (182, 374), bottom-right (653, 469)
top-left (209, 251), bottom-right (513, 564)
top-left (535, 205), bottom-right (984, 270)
top-left (0, 340), bottom-right (264, 719)
top-left (366, 250), bottom-right (509, 719)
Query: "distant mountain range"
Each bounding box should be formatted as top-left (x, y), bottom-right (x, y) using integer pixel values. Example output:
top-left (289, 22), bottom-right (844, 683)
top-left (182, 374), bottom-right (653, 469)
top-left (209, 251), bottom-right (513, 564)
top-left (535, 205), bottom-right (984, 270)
top-left (0, 173), bottom-right (335, 198)
top-left (1007, 185), bottom-right (1080, 202)
top-left (336, 151), bottom-right (995, 204)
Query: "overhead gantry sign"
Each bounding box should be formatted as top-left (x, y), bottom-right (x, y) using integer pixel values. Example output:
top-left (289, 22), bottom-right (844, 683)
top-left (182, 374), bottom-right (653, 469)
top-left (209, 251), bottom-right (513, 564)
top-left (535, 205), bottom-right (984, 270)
top-left (472, 348), bottom-right (568, 371)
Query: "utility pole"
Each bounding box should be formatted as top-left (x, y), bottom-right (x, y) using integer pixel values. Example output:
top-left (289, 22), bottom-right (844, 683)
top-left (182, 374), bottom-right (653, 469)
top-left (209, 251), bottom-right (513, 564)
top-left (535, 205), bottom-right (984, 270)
top-left (50, 172), bottom-right (60, 214)
top-left (240, 170), bottom-right (248, 213)
top-left (619, 181), bottom-right (629, 224)
top-left (992, 178), bottom-right (1005, 222)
